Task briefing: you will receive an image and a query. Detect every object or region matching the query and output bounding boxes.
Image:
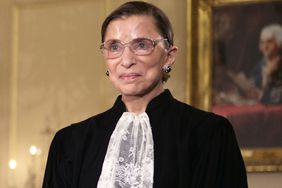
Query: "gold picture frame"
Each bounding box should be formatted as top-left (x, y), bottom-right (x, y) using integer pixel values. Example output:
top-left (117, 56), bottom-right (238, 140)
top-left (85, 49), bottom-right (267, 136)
top-left (187, 0), bottom-right (282, 172)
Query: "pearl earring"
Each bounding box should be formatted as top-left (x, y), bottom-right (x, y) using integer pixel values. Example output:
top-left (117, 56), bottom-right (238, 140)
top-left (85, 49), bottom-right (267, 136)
top-left (164, 66), bottom-right (172, 73)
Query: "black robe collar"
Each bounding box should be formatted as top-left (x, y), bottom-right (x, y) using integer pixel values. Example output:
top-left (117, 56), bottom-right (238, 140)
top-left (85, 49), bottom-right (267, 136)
top-left (111, 89), bottom-right (174, 115)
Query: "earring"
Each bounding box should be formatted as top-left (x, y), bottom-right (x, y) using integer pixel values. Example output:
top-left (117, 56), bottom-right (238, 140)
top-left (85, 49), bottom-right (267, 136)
top-left (106, 70), bottom-right (109, 76)
top-left (164, 66), bottom-right (172, 73)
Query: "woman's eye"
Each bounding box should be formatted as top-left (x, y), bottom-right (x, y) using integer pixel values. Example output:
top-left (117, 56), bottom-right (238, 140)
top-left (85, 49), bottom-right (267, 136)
top-left (109, 43), bottom-right (120, 51)
top-left (137, 41), bottom-right (147, 49)
top-left (134, 39), bottom-right (151, 50)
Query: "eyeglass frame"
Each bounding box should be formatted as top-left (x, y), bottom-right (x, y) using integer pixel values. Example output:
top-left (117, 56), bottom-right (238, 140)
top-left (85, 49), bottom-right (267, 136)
top-left (100, 37), bottom-right (170, 59)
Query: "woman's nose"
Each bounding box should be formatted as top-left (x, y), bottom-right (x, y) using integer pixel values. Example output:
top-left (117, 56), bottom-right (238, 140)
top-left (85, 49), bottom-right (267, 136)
top-left (120, 47), bottom-right (136, 68)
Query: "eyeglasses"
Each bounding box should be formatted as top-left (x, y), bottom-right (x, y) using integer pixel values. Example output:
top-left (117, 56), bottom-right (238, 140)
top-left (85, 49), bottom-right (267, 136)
top-left (100, 38), bottom-right (168, 59)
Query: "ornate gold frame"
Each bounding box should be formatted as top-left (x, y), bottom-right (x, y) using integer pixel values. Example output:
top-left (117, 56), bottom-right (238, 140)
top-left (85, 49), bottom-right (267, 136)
top-left (187, 0), bottom-right (282, 172)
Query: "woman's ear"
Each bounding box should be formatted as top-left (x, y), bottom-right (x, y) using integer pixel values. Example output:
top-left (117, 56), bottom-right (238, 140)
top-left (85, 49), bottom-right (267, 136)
top-left (165, 46), bottom-right (178, 66)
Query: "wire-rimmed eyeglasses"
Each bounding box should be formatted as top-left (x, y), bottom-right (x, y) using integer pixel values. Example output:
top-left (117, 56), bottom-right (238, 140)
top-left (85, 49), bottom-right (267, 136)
top-left (100, 38), bottom-right (168, 59)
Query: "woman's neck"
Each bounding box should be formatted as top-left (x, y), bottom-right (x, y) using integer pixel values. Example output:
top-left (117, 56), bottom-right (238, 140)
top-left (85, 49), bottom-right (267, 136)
top-left (121, 87), bottom-right (164, 114)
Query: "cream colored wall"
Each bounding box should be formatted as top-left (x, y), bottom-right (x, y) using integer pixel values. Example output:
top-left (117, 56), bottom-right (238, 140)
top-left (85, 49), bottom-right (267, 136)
top-left (248, 173), bottom-right (282, 188)
top-left (0, 0), bottom-right (281, 188)
top-left (0, 0), bottom-right (187, 187)
top-left (0, 0), bottom-right (12, 187)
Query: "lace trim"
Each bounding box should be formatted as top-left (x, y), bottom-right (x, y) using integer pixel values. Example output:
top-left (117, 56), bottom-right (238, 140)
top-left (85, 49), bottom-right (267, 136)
top-left (97, 112), bottom-right (154, 188)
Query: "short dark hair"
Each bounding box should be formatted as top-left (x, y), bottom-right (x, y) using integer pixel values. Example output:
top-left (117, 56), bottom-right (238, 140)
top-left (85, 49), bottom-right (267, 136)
top-left (101, 1), bottom-right (174, 47)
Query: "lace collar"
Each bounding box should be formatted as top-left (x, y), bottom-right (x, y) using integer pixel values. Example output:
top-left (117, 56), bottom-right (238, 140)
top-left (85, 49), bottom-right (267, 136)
top-left (97, 112), bottom-right (154, 188)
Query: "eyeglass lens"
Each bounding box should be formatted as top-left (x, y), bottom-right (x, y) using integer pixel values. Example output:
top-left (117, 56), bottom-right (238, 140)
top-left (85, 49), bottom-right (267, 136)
top-left (101, 38), bottom-right (165, 59)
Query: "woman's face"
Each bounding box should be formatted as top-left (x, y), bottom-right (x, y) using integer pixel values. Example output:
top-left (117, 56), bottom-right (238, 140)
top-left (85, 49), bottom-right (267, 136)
top-left (103, 15), bottom-right (176, 97)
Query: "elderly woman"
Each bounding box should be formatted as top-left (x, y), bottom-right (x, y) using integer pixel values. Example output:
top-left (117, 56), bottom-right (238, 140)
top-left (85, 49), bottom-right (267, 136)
top-left (43, 1), bottom-right (247, 188)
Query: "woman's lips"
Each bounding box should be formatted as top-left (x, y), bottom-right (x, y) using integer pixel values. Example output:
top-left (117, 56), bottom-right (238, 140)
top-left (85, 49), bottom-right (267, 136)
top-left (119, 73), bottom-right (142, 81)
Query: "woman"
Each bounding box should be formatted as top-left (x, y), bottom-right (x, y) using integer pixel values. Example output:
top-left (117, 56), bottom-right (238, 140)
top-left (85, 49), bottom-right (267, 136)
top-left (43, 1), bottom-right (247, 188)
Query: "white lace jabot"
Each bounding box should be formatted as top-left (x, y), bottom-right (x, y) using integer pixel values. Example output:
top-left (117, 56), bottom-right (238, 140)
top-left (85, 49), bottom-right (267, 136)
top-left (97, 112), bottom-right (154, 188)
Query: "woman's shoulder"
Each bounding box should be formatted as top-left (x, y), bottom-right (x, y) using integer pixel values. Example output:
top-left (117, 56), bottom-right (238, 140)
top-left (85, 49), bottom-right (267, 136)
top-left (46, 108), bottom-right (117, 161)
top-left (53, 108), bottom-right (113, 141)
top-left (171, 99), bottom-right (236, 151)
top-left (171, 98), bottom-right (231, 129)
top-left (171, 98), bottom-right (209, 119)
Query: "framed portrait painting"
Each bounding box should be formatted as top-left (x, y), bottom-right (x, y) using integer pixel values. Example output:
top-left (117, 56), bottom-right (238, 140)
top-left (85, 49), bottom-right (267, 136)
top-left (187, 0), bottom-right (282, 172)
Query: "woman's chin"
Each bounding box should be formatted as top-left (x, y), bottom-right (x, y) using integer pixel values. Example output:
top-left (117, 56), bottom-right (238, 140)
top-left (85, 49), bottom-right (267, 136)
top-left (118, 84), bottom-right (163, 98)
top-left (119, 88), bottom-right (143, 97)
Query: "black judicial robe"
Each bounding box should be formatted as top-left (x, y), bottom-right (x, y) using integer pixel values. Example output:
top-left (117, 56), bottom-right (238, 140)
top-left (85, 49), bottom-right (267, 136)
top-left (43, 90), bottom-right (248, 188)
